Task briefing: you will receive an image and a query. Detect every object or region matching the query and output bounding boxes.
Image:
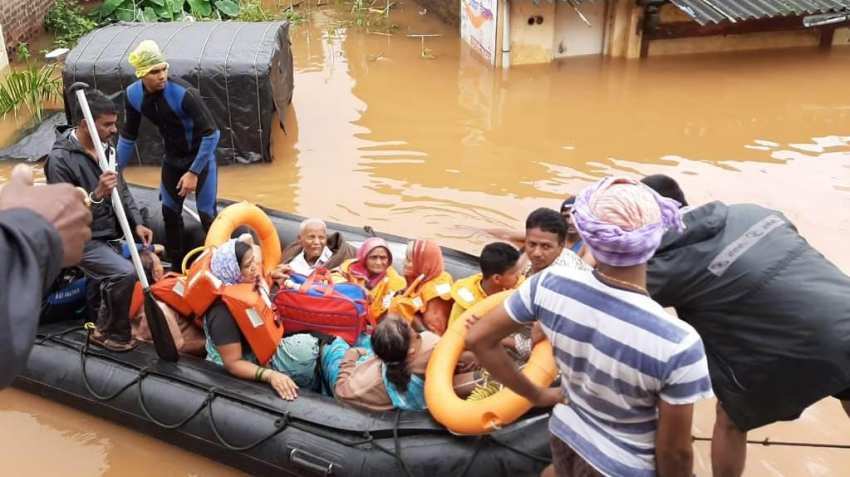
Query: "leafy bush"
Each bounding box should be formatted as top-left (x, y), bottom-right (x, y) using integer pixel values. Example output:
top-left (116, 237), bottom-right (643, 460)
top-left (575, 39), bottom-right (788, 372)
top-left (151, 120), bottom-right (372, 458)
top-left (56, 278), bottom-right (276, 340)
top-left (45, 0), bottom-right (99, 48)
top-left (93, 0), bottom-right (242, 23)
top-left (237, 0), bottom-right (304, 23)
top-left (0, 44), bottom-right (62, 121)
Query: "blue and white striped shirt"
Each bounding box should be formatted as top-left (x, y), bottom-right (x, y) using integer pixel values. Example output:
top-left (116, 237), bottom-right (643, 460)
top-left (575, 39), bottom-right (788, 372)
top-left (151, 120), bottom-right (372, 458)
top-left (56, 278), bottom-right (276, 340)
top-left (506, 266), bottom-right (713, 477)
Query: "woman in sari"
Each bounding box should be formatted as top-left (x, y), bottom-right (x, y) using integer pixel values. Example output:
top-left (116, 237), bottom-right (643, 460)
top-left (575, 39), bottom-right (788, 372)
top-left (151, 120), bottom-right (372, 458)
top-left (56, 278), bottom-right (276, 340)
top-left (390, 240), bottom-right (453, 335)
top-left (339, 238), bottom-right (406, 321)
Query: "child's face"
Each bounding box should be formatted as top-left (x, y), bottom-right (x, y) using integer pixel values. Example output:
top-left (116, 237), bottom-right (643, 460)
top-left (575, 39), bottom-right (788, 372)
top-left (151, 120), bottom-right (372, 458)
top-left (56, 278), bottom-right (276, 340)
top-left (494, 263), bottom-right (523, 291)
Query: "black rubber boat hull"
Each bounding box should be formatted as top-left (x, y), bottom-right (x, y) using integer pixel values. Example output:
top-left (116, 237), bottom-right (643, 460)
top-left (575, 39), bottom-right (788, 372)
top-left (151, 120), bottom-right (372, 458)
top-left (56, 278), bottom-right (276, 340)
top-left (16, 185), bottom-right (552, 476)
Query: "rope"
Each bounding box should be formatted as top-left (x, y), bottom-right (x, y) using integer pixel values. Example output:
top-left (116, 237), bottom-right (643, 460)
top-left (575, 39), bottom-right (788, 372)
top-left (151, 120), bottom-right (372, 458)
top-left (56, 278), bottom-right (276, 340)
top-left (391, 410), bottom-right (415, 477)
top-left (136, 372), bottom-right (211, 429)
top-left (36, 325), bottom-right (84, 345)
top-left (692, 435), bottom-right (850, 450)
top-left (206, 394), bottom-right (290, 451)
top-left (79, 323), bottom-right (142, 401)
top-left (44, 329), bottom-right (554, 471)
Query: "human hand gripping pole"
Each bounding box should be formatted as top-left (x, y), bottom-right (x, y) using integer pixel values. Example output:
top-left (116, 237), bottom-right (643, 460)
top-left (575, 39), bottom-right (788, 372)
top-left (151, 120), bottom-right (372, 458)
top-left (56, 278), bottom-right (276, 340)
top-left (70, 82), bottom-right (179, 362)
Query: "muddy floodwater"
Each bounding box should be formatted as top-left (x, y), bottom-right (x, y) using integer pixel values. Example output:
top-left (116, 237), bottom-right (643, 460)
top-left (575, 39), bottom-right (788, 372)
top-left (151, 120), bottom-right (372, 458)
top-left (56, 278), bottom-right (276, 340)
top-left (2, 1), bottom-right (850, 475)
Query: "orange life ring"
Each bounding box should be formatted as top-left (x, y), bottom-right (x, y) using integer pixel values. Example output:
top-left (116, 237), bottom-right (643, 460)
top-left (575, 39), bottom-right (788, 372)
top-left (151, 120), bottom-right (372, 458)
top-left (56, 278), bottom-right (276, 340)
top-left (204, 202), bottom-right (282, 274)
top-left (424, 290), bottom-right (558, 435)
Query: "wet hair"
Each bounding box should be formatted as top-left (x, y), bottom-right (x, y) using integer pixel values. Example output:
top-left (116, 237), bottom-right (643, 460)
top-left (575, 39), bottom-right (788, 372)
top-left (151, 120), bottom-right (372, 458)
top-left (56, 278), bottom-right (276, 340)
top-left (641, 174), bottom-right (688, 207)
top-left (372, 318), bottom-right (412, 392)
top-left (72, 89), bottom-right (118, 124)
top-left (525, 207), bottom-right (567, 244)
top-left (480, 242), bottom-right (520, 279)
top-left (234, 240), bottom-right (251, 267)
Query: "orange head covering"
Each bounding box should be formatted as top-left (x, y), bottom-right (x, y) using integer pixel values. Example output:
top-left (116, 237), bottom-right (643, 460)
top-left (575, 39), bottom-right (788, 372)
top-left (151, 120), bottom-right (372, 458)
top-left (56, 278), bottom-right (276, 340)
top-left (406, 240), bottom-right (444, 284)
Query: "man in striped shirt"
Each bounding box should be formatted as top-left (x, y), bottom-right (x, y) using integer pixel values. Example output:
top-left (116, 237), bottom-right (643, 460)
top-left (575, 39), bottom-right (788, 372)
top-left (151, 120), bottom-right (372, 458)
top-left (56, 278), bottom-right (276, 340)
top-left (467, 177), bottom-right (713, 477)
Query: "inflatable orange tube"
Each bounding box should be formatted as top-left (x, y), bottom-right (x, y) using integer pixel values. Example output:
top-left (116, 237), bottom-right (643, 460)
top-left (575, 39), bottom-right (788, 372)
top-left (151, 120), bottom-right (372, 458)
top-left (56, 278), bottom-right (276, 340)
top-left (204, 202), bottom-right (282, 274)
top-left (424, 290), bottom-right (558, 435)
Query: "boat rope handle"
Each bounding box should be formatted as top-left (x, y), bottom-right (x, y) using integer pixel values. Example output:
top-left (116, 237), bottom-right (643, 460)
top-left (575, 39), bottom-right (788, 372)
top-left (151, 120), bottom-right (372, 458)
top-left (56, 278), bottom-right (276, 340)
top-left (136, 372), bottom-right (211, 430)
top-left (206, 394), bottom-right (290, 452)
top-left (79, 323), bottom-right (142, 401)
top-left (47, 328), bottom-right (557, 472)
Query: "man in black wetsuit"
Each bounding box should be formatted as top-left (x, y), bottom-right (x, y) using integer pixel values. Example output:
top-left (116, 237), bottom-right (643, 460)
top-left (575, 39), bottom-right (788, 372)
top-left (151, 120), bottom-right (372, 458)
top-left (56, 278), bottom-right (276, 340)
top-left (117, 40), bottom-right (220, 263)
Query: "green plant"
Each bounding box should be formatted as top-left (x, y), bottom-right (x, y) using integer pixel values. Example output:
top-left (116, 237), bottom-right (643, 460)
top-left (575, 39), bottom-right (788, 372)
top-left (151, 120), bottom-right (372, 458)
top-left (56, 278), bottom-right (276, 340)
top-left (341, 0), bottom-right (396, 31)
top-left (237, 0), bottom-right (270, 21)
top-left (0, 64), bottom-right (62, 121)
top-left (94, 0), bottom-right (241, 23)
top-left (15, 43), bottom-right (31, 63)
top-left (45, 0), bottom-right (99, 49)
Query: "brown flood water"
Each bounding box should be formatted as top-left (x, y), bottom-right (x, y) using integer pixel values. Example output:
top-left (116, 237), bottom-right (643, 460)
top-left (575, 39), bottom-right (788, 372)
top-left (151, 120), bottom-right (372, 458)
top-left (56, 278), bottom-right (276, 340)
top-left (2, 1), bottom-right (850, 475)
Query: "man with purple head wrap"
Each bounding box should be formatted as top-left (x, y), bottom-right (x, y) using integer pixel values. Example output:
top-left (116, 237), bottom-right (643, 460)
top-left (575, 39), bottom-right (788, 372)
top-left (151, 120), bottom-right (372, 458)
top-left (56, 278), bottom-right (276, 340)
top-left (468, 177), bottom-right (713, 477)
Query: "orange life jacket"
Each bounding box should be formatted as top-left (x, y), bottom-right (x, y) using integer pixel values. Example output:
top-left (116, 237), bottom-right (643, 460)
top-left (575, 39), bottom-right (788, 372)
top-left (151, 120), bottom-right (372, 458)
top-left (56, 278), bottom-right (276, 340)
top-left (219, 282), bottom-right (283, 365)
top-left (184, 249), bottom-right (223, 318)
top-left (129, 273), bottom-right (193, 320)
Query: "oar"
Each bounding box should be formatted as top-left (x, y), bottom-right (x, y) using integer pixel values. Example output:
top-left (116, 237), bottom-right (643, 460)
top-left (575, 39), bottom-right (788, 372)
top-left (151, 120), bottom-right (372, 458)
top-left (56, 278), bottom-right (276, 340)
top-left (69, 82), bottom-right (179, 362)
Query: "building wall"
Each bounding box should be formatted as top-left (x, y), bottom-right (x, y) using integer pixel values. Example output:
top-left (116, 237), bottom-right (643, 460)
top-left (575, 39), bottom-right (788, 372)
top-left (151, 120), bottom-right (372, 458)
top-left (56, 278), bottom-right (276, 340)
top-left (603, 1), bottom-right (642, 58)
top-left (417, 0), bottom-right (461, 27)
top-left (0, 0), bottom-right (53, 58)
top-left (831, 26), bottom-right (850, 46)
top-left (509, 0), bottom-right (556, 65)
top-left (553, 0), bottom-right (607, 58)
top-left (647, 3), bottom-right (832, 56)
top-left (648, 29), bottom-right (820, 56)
top-left (0, 24), bottom-right (8, 72)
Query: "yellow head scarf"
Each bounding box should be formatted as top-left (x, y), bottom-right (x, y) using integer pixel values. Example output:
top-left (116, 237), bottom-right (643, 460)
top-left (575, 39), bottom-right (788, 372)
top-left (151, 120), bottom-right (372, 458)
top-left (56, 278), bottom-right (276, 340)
top-left (128, 40), bottom-right (169, 79)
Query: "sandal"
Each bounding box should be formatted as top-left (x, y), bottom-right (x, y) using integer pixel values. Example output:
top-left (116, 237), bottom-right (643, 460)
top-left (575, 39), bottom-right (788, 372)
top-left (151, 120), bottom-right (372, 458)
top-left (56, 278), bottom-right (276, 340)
top-left (90, 330), bottom-right (139, 352)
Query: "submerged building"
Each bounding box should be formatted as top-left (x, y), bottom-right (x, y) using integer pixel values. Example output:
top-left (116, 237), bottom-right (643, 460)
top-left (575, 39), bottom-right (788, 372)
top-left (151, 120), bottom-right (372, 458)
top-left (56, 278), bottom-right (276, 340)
top-left (444, 0), bottom-right (850, 66)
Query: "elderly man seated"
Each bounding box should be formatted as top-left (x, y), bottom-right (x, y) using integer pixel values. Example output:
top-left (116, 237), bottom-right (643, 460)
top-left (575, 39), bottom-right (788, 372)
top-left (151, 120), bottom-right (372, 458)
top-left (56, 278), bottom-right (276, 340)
top-left (280, 218), bottom-right (356, 276)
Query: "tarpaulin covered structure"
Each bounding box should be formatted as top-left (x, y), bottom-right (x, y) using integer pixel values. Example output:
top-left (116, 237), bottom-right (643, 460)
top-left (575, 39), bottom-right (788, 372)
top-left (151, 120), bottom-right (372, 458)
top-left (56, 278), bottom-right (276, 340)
top-left (63, 21), bottom-right (293, 165)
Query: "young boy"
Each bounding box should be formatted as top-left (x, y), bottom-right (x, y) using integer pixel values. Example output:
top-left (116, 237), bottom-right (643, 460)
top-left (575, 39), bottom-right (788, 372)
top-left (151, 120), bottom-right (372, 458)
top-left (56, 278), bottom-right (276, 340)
top-left (448, 242), bottom-right (523, 326)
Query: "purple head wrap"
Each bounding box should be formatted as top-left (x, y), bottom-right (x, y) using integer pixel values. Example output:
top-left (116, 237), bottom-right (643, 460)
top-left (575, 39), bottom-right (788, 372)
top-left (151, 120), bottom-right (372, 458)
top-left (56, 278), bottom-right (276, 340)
top-left (572, 177), bottom-right (684, 267)
top-left (210, 239), bottom-right (243, 285)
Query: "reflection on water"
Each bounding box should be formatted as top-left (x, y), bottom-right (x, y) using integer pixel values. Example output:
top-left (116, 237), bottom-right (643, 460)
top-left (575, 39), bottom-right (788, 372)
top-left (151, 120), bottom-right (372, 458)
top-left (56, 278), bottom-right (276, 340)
top-left (2, 1), bottom-right (850, 475)
top-left (0, 389), bottom-right (242, 476)
top-left (122, 3), bottom-right (850, 271)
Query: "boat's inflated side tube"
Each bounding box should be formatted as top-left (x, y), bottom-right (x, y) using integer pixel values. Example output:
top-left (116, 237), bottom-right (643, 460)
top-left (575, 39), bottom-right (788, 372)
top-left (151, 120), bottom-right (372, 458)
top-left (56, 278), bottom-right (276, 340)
top-left (425, 290), bottom-right (558, 435)
top-left (205, 201), bottom-right (282, 274)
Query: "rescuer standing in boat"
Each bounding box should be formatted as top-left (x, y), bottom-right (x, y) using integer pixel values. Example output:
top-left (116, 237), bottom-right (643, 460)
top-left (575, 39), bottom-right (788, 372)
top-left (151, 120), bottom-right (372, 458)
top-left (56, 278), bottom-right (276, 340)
top-left (117, 40), bottom-right (220, 264)
top-left (0, 164), bottom-right (92, 387)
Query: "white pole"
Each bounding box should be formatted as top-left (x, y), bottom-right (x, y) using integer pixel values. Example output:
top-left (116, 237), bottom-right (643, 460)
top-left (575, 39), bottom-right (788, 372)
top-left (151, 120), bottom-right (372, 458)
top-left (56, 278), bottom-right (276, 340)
top-left (74, 89), bottom-right (150, 290)
top-left (502, 0), bottom-right (511, 69)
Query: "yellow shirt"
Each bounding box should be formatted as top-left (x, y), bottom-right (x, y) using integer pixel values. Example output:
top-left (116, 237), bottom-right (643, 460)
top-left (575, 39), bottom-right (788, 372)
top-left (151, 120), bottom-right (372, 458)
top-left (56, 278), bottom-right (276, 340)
top-left (389, 271), bottom-right (453, 323)
top-left (339, 259), bottom-right (407, 320)
top-left (448, 273), bottom-right (526, 326)
top-left (448, 273), bottom-right (487, 326)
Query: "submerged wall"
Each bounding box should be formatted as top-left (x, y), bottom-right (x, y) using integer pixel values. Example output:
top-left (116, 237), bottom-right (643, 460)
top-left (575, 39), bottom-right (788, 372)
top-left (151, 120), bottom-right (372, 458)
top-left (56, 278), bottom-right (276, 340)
top-left (417, 0), bottom-right (461, 26)
top-left (0, 0), bottom-right (53, 57)
top-left (0, 24), bottom-right (8, 72)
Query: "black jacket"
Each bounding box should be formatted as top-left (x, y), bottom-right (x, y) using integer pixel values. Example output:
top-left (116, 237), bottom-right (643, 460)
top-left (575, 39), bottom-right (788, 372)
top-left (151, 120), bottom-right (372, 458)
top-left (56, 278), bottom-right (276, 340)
top-left (0, 208), bottom-right (63, 388)
top-left (648, 202), bottom-right (850, 430)
top-left (45, 127), bottom-right (143, 241)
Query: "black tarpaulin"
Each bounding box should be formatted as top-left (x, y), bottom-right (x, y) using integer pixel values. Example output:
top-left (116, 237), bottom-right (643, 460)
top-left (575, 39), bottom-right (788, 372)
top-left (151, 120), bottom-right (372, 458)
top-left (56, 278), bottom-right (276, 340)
top-left (63, 21), bottom-right (294, 166)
